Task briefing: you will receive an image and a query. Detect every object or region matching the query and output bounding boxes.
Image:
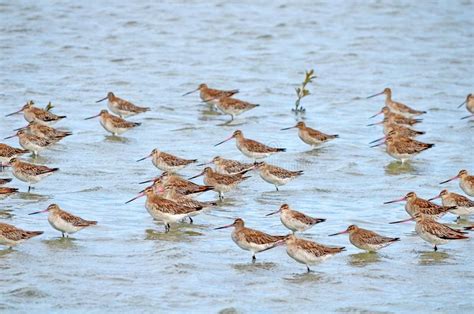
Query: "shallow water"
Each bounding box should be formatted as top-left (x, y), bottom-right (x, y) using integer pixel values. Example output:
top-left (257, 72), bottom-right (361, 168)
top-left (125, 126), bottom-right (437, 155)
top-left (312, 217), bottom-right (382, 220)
top-left (1, 0), bottom-right (473, 312)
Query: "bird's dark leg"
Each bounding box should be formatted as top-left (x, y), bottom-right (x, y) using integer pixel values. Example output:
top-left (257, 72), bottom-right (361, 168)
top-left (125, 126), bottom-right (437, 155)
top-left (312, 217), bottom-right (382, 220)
top-left (275, 185), bottom-right (279, 191)
top-left (61, 233), bottom-right (65, 238)
top-left (434, 245), bottom-right (438, 252)
top-left (165, 223), bottom-right (170, 233)
top-left (307, 265), bottom-right (311, 273)
top-left (189, 217), bottom-right (193, 224)
top-left (28, 186), bottom-right (31, 193)
top-left (252, 255), bottom-right (256, 263)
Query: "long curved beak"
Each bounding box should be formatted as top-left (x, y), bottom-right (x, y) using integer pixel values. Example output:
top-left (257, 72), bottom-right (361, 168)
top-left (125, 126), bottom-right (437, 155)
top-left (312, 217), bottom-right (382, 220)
top-left (96, 96), bottom-right (108, 103)
top-left (280, 126), bottom-right (296, 131)
top-left (3, 134), bottom-right (17, 140)
top-left (28, 209), bottom-right (49, 215)
top-left (457, 100), bottom-right (467, 108)
top-left (461, 114), bottom-right (474, 120)
top-left (367, 91), bottom-right (384, 99)
top-left (427, 194), bottom-right (441, 201)
top-left (5, 108), bottom-right (24, 117)
top-left (188, 171), bottom-right (204, 180)
top-left (328, 230), bottom-right (348, 236)
top-left (125, 191), bottom-right (145, 204)
top-left (265, 209), bottom-right (280, 216)
top-left (182, 88), bottom-right (199, 96)
top-left (367, 120), bottom-right (384, 126)
top-left (84, 113), bottom-right (100, 120)
top-left (369, 136), bottom-right (386, 144)
top-left (384, 197), bottom-right (406, 204)
top-left (136, 153), bottom-right (152, 162)
top-left (215, 135), bottom-right (233, 147)
top-left (389, 217), bottom-right (414, 224)
top-left (440, 175), bottom-right (458, 184)
top-left (369, 110), bottom-right (383, 119)
top-left (214, 223), bottom-right (234, 230)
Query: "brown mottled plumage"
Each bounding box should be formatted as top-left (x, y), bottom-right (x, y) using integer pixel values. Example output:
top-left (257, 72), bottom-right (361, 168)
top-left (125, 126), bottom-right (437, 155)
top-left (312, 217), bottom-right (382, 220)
top-left (141, 172), bottom-right (214, 195)
top-left (9, 158), bottom-right (58, 191)
top-left (5, 129), bottom-right (55, 156)
top-left (20, 121), bottom-right (72, 142)
top-left (0, 143), bottom-right (29, 163)
top-left (215, 97), bottom-right (259, 120)
top-left (367, 88), bottom-right (426, 118)
top-left (266, 204), bottom-right (325, 233)
top-left (214, 218), bottom-right (286, 261)
top-left (254, 162), bottom-right (303, 191)
top-left (371, 107), bottom-right (423, 126)
top-left (96, 92), bottom-right (150, 118)
top-left (85, 109), bottom-right (141, 136)
top-left (0, 187), bottom-right (18, 195)
top-left (285, 234), bottom-right (345, 272)
top-left (412, 212), bottom-right (468, 251)
top-left (0, 222), bottom-right (43, 248)
top-left (385, 191), bottom-right (455, 220)
top-left (440, 170), bottom-right (474, 196)
top-left (215, 130), bottom-right (286, 160)
top-left (189, 167), bottom-right (250, 199)
top-left (137, 148), bottom-right (197, 173)
top-left (0, 178), bottom-right (13, 186)
top-left (125, 186), bottom-right (203, 232)
top-left (428, 189), bottom-right (474, 218)
top-left (281, 121), bottom-right (338, 147)
top-left (198, 156), bottom-right (254, 175)
top-left (182, 83), bottom-right (239, 106)
top-left (6, 101), bottom-right (66, 125)
top-left (329, 225), bottom-right (399, 252)
top-left (29, 204), bottom-right (96, 237)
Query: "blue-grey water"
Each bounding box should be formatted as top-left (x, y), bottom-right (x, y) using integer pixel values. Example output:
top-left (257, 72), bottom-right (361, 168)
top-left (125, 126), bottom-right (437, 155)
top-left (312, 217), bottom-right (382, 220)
top-left (1, 0), bottom-right (473, 313)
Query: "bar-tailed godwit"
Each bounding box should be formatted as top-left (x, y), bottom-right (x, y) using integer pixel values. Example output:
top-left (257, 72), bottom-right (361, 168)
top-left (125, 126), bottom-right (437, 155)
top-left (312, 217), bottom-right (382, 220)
top-left (367, 88), bottom-right (426, 118)
top-left (6, 101), bottom-right (66, 126)
top-left (215, 97), bottom-right (259, 121)
top-left (398, 212), bottom-right (468, 251)
top-left (29, 204), bottom-right (97, 237)
top-left (85, 109), bottom-right (141, 136)
top-left (440, 170), bottom-right (474, 196)
top-left (0, 178), bottom-right (13, 186)
top-left (96, 92), bottom-right (150, 118)
top-left (368, 117), bottom-right (425, 139)
top-left (9, 158), bottom-right (58, 192)
top-left (0, 187), bottom-right (18, 196)
top-left (384, 191), bottom-right (455, 220)
top-left (368, 108), bottom-right (422, 126)
top-left (329, 225), bottom-right (399, 252)
top-left (182, 83), bottom-right (239, 106)
top-left (215, 130), bottom-right (286, 160)
top-left (125, 186), bottom-right (203, 232)
top-left (137, 148), bottom-right (197, 173)
top-left (0, 222), bottom-right (43, 249)
top-left (0, 143), bottom-right (29, 164)
top-left (189, 167), bottom-right (251, 200)
top-left (214, 218), bottom-right (286, 262)
top-left (371, 133), bottom-right (434, 163)
top-left (254, 162), bottom-right (303, 191)
top-left (5, 129), bottom-right (55, 156)
top-left (16, 121), bottom-right (72, 143)
top-left (459, 93), bottom-right (474, 119)
top-left (140, 172), bottom-right (214, 195)
top-left (285, 234), bottom-right (345, 272)
top-left (281, 121), bottom-right (338, 147)
top-left (197, 156), bottom-right (254, 175)
top-left (428, 189), bottom-right (474, 219)
top-left (266, 204), bottom-right (325, 234)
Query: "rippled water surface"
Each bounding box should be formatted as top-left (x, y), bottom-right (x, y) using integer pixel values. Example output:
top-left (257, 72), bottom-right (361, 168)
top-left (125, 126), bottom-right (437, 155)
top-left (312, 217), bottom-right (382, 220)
top-left (1, 0), bottom-right (473, 312)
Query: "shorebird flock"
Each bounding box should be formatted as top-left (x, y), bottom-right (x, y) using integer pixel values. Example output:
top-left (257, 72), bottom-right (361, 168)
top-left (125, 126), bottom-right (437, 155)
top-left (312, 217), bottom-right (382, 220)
top-left (1, 87), bottom-right (473, 272)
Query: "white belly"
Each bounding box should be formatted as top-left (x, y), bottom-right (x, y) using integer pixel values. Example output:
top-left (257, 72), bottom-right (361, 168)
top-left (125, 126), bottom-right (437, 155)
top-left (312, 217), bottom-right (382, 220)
top-left (460, 181), bottom-right (474, 197)
top-left (48, 215), bottom-right (83, 234)
top-left (108, 100), bottom-right (133, 118)
top-left (152, 158), bottom-right (185, 172)
top-left (237, 144), bottom-right (272, 160)
top-left (100, 117), bottom-right (128, 135)
top-left (280, 213), bottom-right (310, 232)
top-left (0, 235), bottom-right (23, 247)
top-left (259, 170), bottom-right (293, 186)
top-left (415, 223), bottom-right (448, 246)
